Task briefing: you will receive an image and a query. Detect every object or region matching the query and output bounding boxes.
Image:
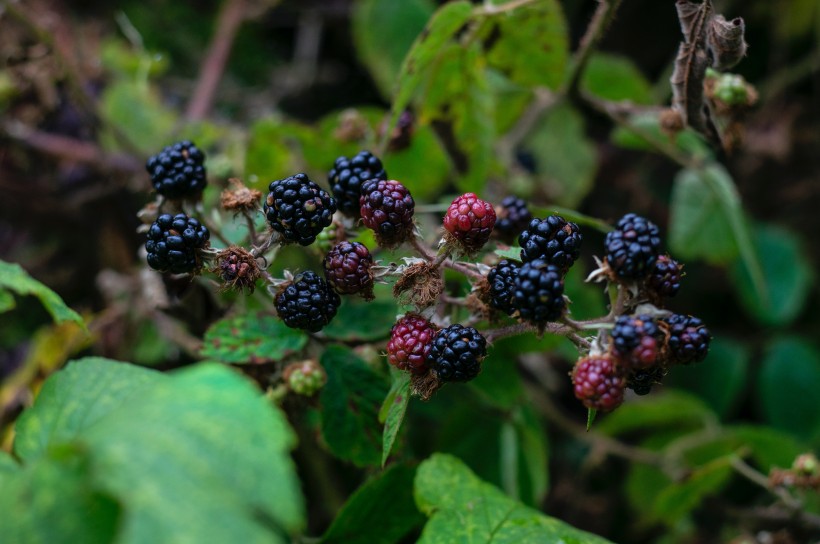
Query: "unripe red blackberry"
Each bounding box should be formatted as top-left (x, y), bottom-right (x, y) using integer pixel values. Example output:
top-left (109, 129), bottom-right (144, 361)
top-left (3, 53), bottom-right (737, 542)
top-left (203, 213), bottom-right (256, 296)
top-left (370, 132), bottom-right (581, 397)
top-left (518, 215), bottom-right (582, 273)
top-left (661, 314), bottom-right (711, 364)
top-left (645, 254), bottom-right (683, 301)
top-left (360, 179), bottom-right (415, 248)
top-left (387, 314), bottom-right (438, 374)
top-left (571, 355), bottom-right (626, 412)
top-left (264, 173), bottom-right (337, 246)
top-left (274, 271), bottom-right (340, 332)
top-left (512, 259), bottom-right (565, 325)
top-left (611, 314), bottom-right (664, 370)
top-left (328, 151), bottom-right (387, 217)
top-left (443, 193), bottom-right (496, 253)
top-left (604, 213), bottom-right (662, 280)
top-left (426, 324), bottom-right (487, 383)
top-left (494, 196), bottom-right (532, 244)
top-left (146, 140), bottom-right (207, 199)
top-left (323, 241), bottom-right (375, 300)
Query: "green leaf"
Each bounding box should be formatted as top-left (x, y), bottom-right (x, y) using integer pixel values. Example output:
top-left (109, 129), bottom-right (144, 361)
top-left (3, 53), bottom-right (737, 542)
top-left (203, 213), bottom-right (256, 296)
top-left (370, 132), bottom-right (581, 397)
top-left (596, 391), bottom-right (715, 437)
top-left (383, 124), bottom-right (452, 201)
top-left (522, 104), bottom-right (597, 208)
top-left (0, 454), bottom-right (121, 544)
top-left (381, 369), bottom-right (411, 467)
top-left (14, 357), bottom-right (305, 542)
top-left (99, 80), bottom-right (177, 154)
top-left (469, 344), bottom-right (526, 410)
top-left (731, 224), bottom-right (814, 327)
top-left (610, 111), bottom-right (712, 160)
top-left (652, 456), bottom-right (734, 525)
top-left (324, 299), bottom-right (398, 343)
top-left (758, 337), bottom-right (820, 439)
top-left (481, 0), bottom-right (568, 90)
top-left (321, 464), bottom-right (424, 544)
top-left (586, 408), bottom-right (597, 431)
top-left (388, 1), bottom-right (474, 134)
top-left (512, 405), bottom-right (550, 506)
top-left (0, 288), bottom-right (15, 313)
top-left (320, 346), bottom-right (389, 467)
top-left (494, 246), bottom-right (522, 261)
top-left (244, 117), bottom-right (313, 190)
top-left (669, 163), bottom-right (765, 302)
top-left (200, 313), bottom-right (308, 364)
top-left (729, 425), bottom-right (806, 470)
top-left (414, 453), bottom-right (613, 543)
top-left (0, 450), bottom-right (18, 474)
top-left (581, 53), bottom-right (653, 104)
top-left (666, 338), bottom-right (750, 418)
top-left (0, 260), bottom-right (84, 328)
top-left (352, 0), bottom-right (435, 98)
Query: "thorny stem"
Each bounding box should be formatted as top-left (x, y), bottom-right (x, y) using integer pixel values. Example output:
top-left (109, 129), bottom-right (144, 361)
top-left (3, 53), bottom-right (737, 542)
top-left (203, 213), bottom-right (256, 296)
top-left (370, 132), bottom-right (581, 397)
top-left (242, 210), bottom-right (260, 246)
top-left (443, 260), bottom-right (485, 282)
top-left (730, 456), bottom-right (802, 511)
top-left (410, 236), bottom-right (437, 261)
top-left (565, 0), bottom-right (625, 99)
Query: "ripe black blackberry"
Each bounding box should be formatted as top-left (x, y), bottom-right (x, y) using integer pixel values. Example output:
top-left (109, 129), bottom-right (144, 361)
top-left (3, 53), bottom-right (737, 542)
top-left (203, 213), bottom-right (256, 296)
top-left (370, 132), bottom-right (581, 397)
top-left (662, 314), bottom-right (711, 364)
top-left (323, 241), bottom-right (375, 300)
top-left (645, 254), bottom-right (683, 301)
top-left (264, 173), bottom-right (337, 246)
top-left (611, 314), bottom-right (663, 370)
top-left (145, 213), bottom-right (210, 274)
top-left (328, 151), bottom-right (387, 217)
top-left (426, 324), bottom-right (487, 383)
top-left (604, 213), bottom-right (662, 280)
top-left (626, 366), bottom-right (666, 396)
top-left (359, 179), bottom-right (415, 248)
top-left (494, 196), bottom-right (532, 244)
top-left (275, 271), bottom-right (340, 332)
top-left (512, 259), bottom-right (565, 325)
top-left (146, 140), bottom-right (207, 199)
top-left (518, 216), bottom-right (582, 272)
top-left (572, 355), bottom-right (626, 412)
top-left (487, 259), bottom-right (520, 315)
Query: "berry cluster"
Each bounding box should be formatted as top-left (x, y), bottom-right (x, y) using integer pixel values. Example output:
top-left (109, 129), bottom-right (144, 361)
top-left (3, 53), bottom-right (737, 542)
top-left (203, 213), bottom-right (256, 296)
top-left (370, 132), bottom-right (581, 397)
top-left (139, 142), bottom-right (713, 416)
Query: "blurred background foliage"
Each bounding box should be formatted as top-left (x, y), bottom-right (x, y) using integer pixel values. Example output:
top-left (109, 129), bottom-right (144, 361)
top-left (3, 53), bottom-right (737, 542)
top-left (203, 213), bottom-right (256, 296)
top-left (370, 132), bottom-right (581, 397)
top-left (1, 0), bottom-right (819, 542)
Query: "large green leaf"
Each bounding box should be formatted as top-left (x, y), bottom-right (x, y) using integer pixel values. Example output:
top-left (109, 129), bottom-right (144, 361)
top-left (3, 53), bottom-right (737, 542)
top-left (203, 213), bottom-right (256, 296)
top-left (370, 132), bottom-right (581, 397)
top-left (320, 346), bottom-right (389, 467)
top-left (382, 123), bottom-right (452, 201)
top-left (522, 103), bottom-right (597, 208)
top-left (669, 163), bottom-right (765, 301)
top-left (481, 0), bottom-right (568, 90)
top-left (380, 368), bottom-right (411, 467)
top-left (244, 117), bottom-right (314, 190)
top-left (414, 453), bottom-right (613, 543)
top-left (758, 337), bottom-right (820, 440)
top-left (0, 453), bottom-right (121, 544)
top-left (13, 357), bottom-right (304, 543)
top-left (388, 1), bottom-right (474, 134)
top-left (581, 53), bottom-right (653, 104)
top-left (0, 260), bottom-right (83, 328)
top-left (731, 224), bottom-right (814, 327)
top-left (652, 456), bottom-right (734, 525)
top-left (321, 464), bottom-right (424, 544)
top-left (200, 313), bottom-right (308, 364)
top-left (610, 111), bottom-right (712, 161)
top-left (352, 0), bottom-right (435, 98)
top-left (596, 391), bottom-right (715, 437)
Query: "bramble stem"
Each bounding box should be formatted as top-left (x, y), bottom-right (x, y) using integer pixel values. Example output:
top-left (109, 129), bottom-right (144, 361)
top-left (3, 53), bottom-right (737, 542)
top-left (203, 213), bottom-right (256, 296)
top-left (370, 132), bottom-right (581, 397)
top-left (565, 0), bottom-right (624, 99)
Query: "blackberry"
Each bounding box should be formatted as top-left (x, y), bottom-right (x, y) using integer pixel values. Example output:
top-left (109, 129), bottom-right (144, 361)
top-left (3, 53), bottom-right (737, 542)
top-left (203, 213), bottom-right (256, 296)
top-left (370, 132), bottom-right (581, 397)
top-left (146, 140), bottom-right (207, 199)
top-left (571, 355), bottom-right (626, 412)
top-left (494, 196), bottom-right (532, 244)
top-left (443, 193), bottom-right (496, 253)
top-left (387, 314), bottom-right (437, 374)
top-left (328, 151), bottom-right (387, 217)
top-left (487, 259), bottom-right (520, 315)
top-left (275, 271), bottom-right (341, 332)
top-left (626, 366), bottom-right (666, 396)
top-left (426, 324), bottom-right (487, 383)
top-left (518, 216), bottom-right (582, 272)
top-left (512, 259), bottom-right (565, 325)
top-left (360, 179), bottom-right (415, 248)
top-left (604, 213), bottom-right (662, 279)
top-left (264, 173), bottom-right (337, 246)
top-left (323, 241), bottom-right (374, 299)
top-left (662, 314), bottom-right (711, 364)
top-left (611, 314), bottom-right (663, 370)
top-left (145, 213), bottom-right (210, 274)
top-left (645, 254), bottom-right (683, 301)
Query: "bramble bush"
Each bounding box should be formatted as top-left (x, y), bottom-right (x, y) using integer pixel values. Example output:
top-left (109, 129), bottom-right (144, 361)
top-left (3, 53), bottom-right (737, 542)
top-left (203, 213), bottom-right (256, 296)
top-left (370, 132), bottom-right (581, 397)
top-left (1, 0), bottom-right (819, 542)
